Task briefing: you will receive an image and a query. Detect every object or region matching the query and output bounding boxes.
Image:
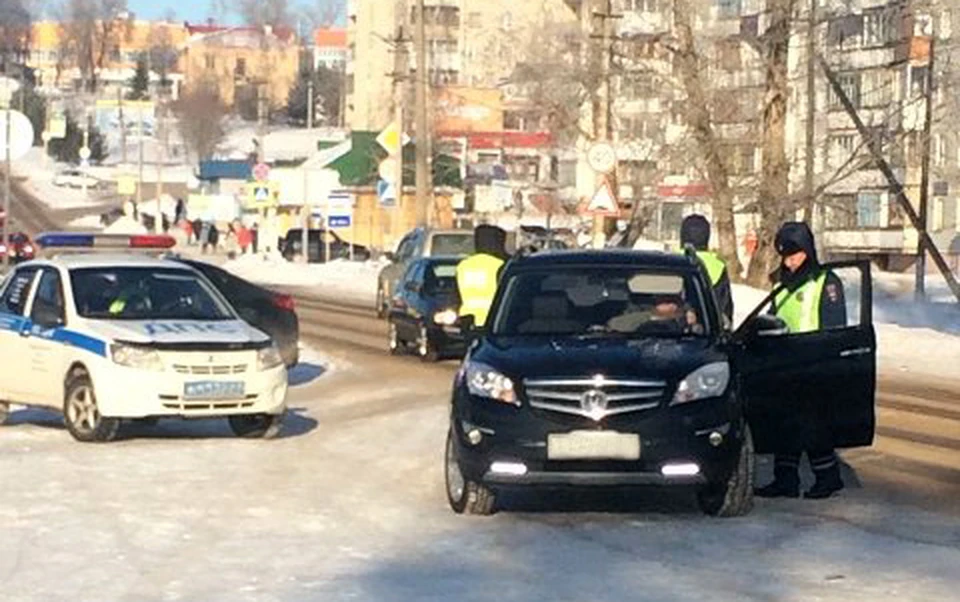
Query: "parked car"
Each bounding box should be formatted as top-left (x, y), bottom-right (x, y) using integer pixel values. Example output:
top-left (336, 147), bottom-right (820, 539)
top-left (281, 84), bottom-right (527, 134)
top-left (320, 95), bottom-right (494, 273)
top-left (377, 228), bottom-right (474, 318)
top-left (53, 169), bottom-right (100, 189)
top-left (387, 257), bottom-right (466, 362)
top-left (444, 249), bottom-right (876, 517)
top-left (0, 232), bottom-right (36, 263)
top-left (281, 228), bottom-right (371, 264)
top-left (173, 258), bottom-right (300, 368)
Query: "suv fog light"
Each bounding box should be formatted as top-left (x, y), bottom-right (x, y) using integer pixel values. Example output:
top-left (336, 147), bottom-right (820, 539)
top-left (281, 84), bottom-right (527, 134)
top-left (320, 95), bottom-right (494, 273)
top-left (490, 461), bottom-right (527, 476)
top-left (661, 463), bottom-right (700, 477)
top-left (467, 429), bottom-right (483, 445)
top-left (709, 432), bottom-right (723, 447)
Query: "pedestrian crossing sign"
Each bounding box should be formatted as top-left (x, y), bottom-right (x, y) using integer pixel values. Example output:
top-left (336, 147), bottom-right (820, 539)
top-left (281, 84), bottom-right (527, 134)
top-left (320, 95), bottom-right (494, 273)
top-left (254, 186), bottom-right (270, 202)
top-left (246, 181), bottom-right (278, 208)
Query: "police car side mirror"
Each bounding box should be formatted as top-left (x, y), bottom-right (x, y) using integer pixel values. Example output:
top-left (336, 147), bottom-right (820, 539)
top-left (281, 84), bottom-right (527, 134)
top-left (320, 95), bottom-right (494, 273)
top-left (457, 315), bottom-right (478, 333)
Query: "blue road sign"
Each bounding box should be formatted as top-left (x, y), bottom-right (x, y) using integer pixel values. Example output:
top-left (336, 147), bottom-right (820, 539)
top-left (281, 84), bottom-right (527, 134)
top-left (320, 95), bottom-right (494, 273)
top-left (328, 215), bottom-right (351, 228)
top-left (377, 179), bottom-right (397, 207)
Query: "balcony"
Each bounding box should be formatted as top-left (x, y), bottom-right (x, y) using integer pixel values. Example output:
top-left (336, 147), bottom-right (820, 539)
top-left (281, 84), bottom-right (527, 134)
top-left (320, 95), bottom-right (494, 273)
top-left (823, 228), bottom-right (906, 251)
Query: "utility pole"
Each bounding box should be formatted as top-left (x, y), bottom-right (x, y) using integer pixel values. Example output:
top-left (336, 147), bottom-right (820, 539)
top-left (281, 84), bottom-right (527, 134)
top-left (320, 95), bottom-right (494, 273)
top-left (155, 94), bottom-right (165, 232)
top-left (413, 0), bottom-right (430, 227)
top-left (390, 24), bottom-right (409, 249)
top-left (589, 0), bottom-right (620, 248)
top-left (118, 86), bottom-right (127, 164)
top-left (915, 31), bottom-right (936, 302)
top-left (307, 77), bottom-right (314, 129)
top-left (136, 102), bottom-right (144, 207)
top-left (2, 88), bottom-right (11, 268)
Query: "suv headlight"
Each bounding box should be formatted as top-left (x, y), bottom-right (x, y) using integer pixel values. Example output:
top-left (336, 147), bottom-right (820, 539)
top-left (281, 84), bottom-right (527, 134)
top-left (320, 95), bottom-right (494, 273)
top-left (672, 362), bottom-right (730, 405)
top-left (464, 361), bottom-right (518, 406)
top-left (110, 343), bottom-right (163, 371)
top-left (257, 343), bottom-right (284, 371)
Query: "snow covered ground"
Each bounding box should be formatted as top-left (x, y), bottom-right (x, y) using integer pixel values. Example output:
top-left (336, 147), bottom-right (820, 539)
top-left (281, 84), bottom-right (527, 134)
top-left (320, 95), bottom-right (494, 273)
top-left (225, 254), bottom-right (385, 306)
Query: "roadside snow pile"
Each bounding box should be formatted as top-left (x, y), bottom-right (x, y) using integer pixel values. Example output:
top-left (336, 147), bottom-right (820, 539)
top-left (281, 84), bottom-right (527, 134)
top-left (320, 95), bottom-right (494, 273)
top-left (224, 255), bottom-right (384, 304)
top-left (68, 214), bottom-right (105, 231)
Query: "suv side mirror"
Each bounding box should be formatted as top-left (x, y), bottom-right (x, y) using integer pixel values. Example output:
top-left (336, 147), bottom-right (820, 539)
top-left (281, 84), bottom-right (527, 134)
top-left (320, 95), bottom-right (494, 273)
top-left (742, 314), bottom-right (788, 339)
top-left (383, 251), bottom-right (396, 263)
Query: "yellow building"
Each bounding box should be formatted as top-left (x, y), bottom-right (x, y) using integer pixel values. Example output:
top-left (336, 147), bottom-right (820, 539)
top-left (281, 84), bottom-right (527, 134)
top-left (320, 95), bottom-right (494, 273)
top-left (27, 19), bottom-right (189, 93)
top-left (180, 25), bottom-right (300, 111)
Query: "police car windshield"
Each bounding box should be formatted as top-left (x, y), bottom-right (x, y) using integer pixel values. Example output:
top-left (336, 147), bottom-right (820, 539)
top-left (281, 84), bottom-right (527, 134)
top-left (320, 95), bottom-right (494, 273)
top-left (70, 267), bottom-right (234, 321)
top-left (491, 268), bottom-right (710, 338)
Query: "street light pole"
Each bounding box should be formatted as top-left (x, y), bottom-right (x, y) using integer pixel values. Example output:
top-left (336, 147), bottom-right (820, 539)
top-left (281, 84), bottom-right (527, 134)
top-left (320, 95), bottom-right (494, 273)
top-left (2, 92), bottom-right (11, 268)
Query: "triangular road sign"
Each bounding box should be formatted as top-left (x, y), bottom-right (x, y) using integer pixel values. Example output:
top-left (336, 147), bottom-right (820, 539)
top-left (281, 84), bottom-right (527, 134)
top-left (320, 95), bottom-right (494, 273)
top-left (254, 186), bottom-right (270, 202)
top-left (587, 180), bottom-right (619, 214)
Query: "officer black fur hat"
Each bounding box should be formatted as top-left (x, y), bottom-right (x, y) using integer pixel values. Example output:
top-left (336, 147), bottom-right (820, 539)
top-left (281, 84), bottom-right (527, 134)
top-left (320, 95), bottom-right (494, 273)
top-left (680, 214), bottom-right (710, 250)
top-left (774, 221), bottom-right (818, 264)
top-left (475, 224), bottom-right (508, 260)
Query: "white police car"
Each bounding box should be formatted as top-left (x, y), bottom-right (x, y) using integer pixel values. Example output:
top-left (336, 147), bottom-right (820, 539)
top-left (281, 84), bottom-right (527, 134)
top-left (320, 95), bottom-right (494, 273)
top-left (0, 233), bottom-right (288, 442)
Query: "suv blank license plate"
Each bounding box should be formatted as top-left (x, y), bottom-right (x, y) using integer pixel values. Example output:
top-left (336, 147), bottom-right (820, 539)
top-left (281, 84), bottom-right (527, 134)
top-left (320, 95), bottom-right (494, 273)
top-left (183, 381), bottom-right (245, 400)
top-left (547, 431), bottom-right (641, 460)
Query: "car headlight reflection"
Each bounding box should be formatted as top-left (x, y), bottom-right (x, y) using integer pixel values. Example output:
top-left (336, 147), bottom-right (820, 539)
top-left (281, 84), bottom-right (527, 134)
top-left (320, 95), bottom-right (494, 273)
top-left (110, 343), bottom-right (163, 371)
top-left (257, 343), bottom-right (284, 371)
top-left (433, 309), bottom-right (459, 326)
top-left (672, 362), bottom-right (730, 404)
top-left (465, 362), bottom-right (518, 406)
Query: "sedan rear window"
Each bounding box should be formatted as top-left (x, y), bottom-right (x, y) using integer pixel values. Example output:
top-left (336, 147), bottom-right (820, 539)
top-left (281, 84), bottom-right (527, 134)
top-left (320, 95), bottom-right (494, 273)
top-left (492, 268), bottom-right (709, 338)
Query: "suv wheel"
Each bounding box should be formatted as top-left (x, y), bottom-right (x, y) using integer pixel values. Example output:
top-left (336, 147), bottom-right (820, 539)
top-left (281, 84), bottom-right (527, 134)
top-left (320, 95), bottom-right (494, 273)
top-left (388, 321), bottom-right (403, 355)
top-left (445, 429), bottom-right (496, 516)
top-left (418, 325), bottom-right (440, 363)
top-left (697, 425), bottom-right (755, 517)
top-left (228, 413), bottom-right (283, 439)
top-left (64, 373), bottom-right (120, 443)
top-left (376, 283), bottom-right (387, 319)
top-left (0, 401), bottom-right (9, 425)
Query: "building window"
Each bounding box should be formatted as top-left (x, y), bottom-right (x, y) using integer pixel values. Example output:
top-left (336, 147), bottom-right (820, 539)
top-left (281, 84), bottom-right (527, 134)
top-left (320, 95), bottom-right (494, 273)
top-left (827, 14), bottom-right (863, 50)
top-left (717, 39), bottom-right (741, 71)
top-left (503, 155), bottom-right (539, 182)
top-left (860, 69), bottom-right (895, 107)
top-left (717, 0), bottom-right (742, 20)
top-left (910, 65), bottom-right (929, 97)
top-left (622, 0), bottom-right (662, 12)
top-left (620, 115), bottom-right (658, 140)
top-left (235, 57), bottom-right (247, 78)
top-left (413, 6), bottom-right (460, 27)
top-left (825, 195), bottom-right (857, 229)
top-left (205, 54), bottom-right (215, 70)
top-left (863, 7), bottom-right (895, 47)
top-left (725, 143), bottom-right (756, 175)
top-left (856, 192), bottom-right (882, 228)
top-left (828, 73), bottom-right (860, 109)
top-left (620, 75), bottom-right (656, 100)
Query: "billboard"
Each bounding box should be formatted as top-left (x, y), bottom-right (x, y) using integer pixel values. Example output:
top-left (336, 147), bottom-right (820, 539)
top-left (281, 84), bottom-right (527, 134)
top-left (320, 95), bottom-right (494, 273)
top-left (434, 87), bottom-right (503, 133)
top-left (94, 99), bottom-right (156, 138)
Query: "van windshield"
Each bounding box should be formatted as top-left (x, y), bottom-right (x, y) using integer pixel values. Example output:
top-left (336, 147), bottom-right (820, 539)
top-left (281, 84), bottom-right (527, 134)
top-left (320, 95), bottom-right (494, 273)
top-left (431, 234), bottom-right (474, 256)
top-left (491, 268), bottom-right (709, 338)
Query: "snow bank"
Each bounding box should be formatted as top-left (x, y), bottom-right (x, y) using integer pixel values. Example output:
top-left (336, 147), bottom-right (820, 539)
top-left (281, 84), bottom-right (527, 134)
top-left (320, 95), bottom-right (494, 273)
top-left (224, 255), bottom-right (385, 305)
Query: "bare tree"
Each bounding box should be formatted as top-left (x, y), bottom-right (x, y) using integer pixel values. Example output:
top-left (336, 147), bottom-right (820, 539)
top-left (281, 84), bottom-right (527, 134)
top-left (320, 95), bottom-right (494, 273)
top-left (59, 0), bottom-right (129, 92)
top-left (174, 81), bottom-right (226, 161)
top-left (0, 0), bottom-right (32, 75)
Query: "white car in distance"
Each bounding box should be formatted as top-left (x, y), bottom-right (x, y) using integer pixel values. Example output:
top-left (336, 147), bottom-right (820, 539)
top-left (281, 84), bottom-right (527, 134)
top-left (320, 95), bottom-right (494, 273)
top-left (53, 169), bottom-right (100, 189)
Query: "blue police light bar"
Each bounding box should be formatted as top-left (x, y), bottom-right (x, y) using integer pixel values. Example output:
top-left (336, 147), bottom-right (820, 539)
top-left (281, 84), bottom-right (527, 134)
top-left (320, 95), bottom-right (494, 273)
top-left (35, 233), bottom-right (177, 250)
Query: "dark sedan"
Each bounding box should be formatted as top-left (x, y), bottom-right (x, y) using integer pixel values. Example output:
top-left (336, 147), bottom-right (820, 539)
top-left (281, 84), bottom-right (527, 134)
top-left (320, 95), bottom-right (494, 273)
top-left (387, 257), bottom-right (466, 362)
top-left (174, 258), bottom-right (300, 367)
top-left (281, 228), bottom-right (371, 263)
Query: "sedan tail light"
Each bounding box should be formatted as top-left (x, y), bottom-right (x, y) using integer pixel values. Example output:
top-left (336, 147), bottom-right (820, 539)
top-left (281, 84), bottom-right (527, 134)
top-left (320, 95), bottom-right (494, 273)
top-left (272, 294), bottom-right (295, 312)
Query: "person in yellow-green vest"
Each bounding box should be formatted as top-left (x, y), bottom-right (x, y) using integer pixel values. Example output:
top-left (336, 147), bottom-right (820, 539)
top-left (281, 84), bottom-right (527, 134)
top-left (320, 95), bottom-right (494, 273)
top-left (456, 225), bottom-right (509, 327)
top-left (680, 215), bottom-right (733, 323)
top-left (755, 221), bottom-right (848, 500)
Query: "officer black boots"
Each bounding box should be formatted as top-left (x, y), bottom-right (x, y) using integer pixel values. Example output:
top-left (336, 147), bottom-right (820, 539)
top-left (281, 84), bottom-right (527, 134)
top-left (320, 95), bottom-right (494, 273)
top-left (755, 451), bottom-right (844, 500)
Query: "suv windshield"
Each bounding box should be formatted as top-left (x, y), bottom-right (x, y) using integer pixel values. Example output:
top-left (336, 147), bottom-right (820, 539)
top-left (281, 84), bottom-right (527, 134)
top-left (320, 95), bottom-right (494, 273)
top-left (431, 234), bottom-right (474, 256)
top-left (71, 267), bottom-right (234, 321)
top-left (491, 267), bottom-right (709, 338)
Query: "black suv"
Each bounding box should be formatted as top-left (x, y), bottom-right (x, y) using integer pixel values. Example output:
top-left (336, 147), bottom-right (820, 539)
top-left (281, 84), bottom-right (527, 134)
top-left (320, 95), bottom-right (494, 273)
top-left (445, 250), bottom-right (876, 517)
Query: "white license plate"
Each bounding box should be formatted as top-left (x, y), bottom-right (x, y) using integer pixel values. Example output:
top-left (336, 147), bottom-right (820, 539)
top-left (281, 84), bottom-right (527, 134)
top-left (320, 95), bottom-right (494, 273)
top-left (183, 381), bottom-right (245, 400)
top-left (547, 431), bottom-right (641, 461)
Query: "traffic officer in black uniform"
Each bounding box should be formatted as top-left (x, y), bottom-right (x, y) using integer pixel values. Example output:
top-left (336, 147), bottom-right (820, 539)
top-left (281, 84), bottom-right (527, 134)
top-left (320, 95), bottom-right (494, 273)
top-left (755, 221), bottom-right (848, 500)
top-left (680, 214), bottom-right (733, 323)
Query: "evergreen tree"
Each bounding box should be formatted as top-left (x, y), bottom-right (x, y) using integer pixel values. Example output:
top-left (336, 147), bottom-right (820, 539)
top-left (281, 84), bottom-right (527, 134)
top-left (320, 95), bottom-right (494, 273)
top-left (47, 113), bottom-right (108, 164)
top-left (11, 85), bottom-right (46, 146)
top-left (286, 66), bottom-right (343, 127)
top-left (127, 55), bottom-right (150, 101)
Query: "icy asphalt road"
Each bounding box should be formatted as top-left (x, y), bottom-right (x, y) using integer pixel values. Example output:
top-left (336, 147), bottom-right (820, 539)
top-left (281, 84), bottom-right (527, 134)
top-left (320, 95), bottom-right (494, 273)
top-left (1, 304), bottom-right (959, 601)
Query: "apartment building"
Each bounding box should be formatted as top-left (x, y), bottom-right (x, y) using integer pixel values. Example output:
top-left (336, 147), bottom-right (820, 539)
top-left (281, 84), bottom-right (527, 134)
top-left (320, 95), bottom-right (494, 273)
top-left (180, 24), bottom-right (300, 111)
top-left (313, 28), bottom-right (348, 71)
top-left (800, 0), bottom-right (960, 270)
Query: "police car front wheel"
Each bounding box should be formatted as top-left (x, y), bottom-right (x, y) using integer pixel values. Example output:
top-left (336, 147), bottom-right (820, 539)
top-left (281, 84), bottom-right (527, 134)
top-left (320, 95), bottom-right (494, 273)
top-left (63, 373), bottom-right (120, 443)
top-left (228, 413), bottom-right (283, 439)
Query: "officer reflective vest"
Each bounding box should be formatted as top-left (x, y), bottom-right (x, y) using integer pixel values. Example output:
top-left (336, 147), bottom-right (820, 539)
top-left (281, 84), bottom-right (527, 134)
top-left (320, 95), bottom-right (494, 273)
top-left (456, 253), bottom-right (504, 327)
top-left (774, 271), bottom-right (828, 334)
top-left (696, 250), bottom-right (726, 287)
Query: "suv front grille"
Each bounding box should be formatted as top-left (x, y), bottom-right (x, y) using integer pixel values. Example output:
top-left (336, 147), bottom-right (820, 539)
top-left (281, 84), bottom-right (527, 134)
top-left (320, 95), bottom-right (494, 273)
top-left (524, 376), bottom-right (666, 421)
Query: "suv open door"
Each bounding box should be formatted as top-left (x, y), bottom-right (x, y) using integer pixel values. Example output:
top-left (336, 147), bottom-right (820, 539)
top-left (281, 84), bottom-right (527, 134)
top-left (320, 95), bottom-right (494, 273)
top-left (734, 260), bottom-right (876, 454)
